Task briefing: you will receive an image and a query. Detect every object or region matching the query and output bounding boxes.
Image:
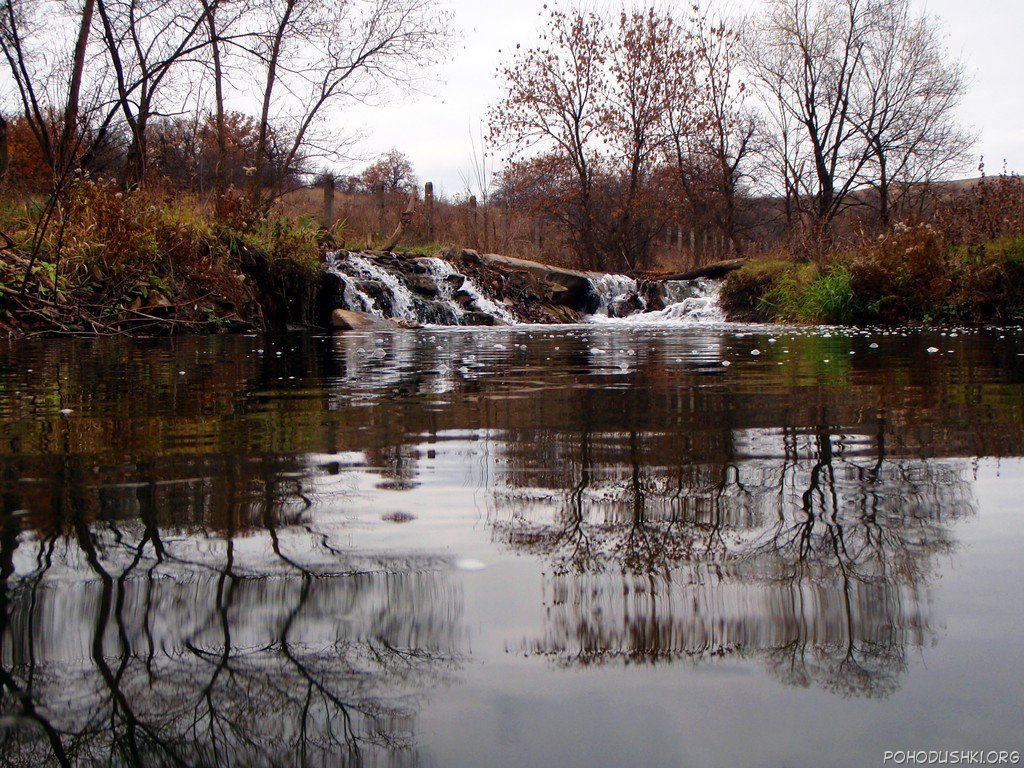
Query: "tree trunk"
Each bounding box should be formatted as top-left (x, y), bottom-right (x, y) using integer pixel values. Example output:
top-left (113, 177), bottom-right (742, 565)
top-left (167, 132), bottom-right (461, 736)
top-left (0, 115), bottom-right (8, 193)
top-left (252, 0), bottom-right (296, 209)
top-left (203, 0), bottom-right (227, 199)
top-left (59, 0), bottom-right (95, 170)
top-left (878, 153), bottom-right (891, 229)
top-left (123, 106), bottom-right (149, 189)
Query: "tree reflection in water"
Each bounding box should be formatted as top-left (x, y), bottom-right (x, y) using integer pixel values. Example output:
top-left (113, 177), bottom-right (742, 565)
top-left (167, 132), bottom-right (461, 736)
top-left (0, 329), bottom-right (1021, 763)
top-left (497, 416), bottom-right (973, 698)
top-left (0, 511), bottom-right (462, 767)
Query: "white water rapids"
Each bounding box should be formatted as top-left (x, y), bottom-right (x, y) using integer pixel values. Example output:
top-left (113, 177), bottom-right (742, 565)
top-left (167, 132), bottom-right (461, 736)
top-left (325, 251), bottom-right (724, 326)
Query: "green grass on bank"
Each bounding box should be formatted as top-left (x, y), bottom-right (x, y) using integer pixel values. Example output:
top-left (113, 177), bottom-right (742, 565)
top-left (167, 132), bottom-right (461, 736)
top-left (722, 227), bottom-right (1024, 325)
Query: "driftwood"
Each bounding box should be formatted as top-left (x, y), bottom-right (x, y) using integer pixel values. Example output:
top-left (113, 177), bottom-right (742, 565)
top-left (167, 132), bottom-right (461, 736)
top-left (659, 258), bottom-right (748, 281)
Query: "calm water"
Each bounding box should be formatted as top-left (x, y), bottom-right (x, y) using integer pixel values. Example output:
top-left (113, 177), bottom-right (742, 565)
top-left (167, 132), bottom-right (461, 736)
top-left (0, 325), bottom-right (1022, 767)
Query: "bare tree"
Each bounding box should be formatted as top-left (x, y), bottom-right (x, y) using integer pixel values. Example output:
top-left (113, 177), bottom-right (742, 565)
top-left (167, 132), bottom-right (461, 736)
top-left (94, 0), bottom-right (220, 188)
top-left (855, 0), bottom-right (974, 227)
top-left (601, 8), bottom-right (685, 272)
top-left (691, 10), bottom-right (758, 253)
top-left (248, 0), bottom-right (446, 208)
top-left (59, 0), bottom-right (97, 167)
top-left (198, 0), bottom-right (229, 198)
top-left (0, 0), bottom-right (57, 171)
top-left (489, 7), bottom-right (607, 267)
top-left (748, 0), bottom-right (873, 236)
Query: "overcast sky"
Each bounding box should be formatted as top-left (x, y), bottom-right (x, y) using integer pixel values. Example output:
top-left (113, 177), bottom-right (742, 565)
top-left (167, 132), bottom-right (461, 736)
top-left (340, 0), bottom-right (1024, 197)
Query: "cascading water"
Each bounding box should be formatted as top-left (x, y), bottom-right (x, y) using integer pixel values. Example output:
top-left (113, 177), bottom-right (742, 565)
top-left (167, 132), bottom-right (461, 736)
top-left (419, 258), bottom-right (518, 325)
top-left (326, 251), bottom-right (518, 326)
top-left (325, 250), bottom-right (726, 327)
top-left (643, 279), bottom-right (725, 323)
top-left (338, 254), bottom-right (419, 322)
top-left (588, 274), bottom-right (644, 317)
top-left (585, 274), bottom-right (724, 324)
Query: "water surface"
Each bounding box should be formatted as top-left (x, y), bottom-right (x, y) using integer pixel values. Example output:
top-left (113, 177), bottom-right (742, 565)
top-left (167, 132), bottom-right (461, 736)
top-left (0, 325), bottom-right (1022, 767)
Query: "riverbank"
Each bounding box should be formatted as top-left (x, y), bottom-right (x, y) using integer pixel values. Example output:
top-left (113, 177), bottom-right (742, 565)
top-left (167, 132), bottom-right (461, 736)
top-left (0, 182), bottom-right (726, 336)
top-left (5, 185), bottom-right (1024, 336)
top-left (721, 225), bottom-right (1024, 325)
top-left (0, 183), bottom-right (330, 337)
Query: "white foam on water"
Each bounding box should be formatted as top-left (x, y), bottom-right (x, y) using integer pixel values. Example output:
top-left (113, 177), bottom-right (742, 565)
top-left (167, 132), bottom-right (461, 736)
top-left (344, 254), bottom-right (419, 322)
top-left (588, 278), bottom-right (725, 325)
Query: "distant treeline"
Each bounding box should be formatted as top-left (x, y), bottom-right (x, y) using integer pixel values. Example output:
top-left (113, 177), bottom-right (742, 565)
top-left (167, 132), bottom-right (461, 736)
top-left (1, 0), bottom-right (1019, 284)
top-left (486, 0), bottom-right (977, 272)
top-left (0, 0), bottom-right (447, 204)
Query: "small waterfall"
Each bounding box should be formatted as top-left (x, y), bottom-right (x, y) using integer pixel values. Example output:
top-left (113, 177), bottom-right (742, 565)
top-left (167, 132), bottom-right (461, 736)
top-left (342, 254), bottom-right (419, 322)
top-left (326, 250), bottom-right (725, 327)
top-left (649, 279), bottom-right (725, 323)
top-left (586, 275), bottom-right (724, 324)
top-left (420, 258), bottom-right (518, 325)
top-left (588, 274), bottom-right (644, 317)
top-left (332, 271), bottom-right (376, 314)
top-left (325, 251), bottom-right (517, 326)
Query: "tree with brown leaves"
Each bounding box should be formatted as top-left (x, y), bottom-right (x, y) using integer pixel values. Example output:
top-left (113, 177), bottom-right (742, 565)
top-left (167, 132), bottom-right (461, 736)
top-left (489, 7), bottom-right (606, 268)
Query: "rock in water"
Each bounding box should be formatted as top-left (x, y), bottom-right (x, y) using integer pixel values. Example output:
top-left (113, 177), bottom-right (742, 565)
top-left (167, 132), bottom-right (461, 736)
top-left (469, 251), bottom-right (596, 311)
top-left (330, 309), bottom-right (401, 331)
top-left (462, 311), bottom-right (498, 326)
top-left (639, 280), bottom-right (668, 312)
top-left (407, 274), bottom-right (440, 297)
top-left (609, 295), bottom-right (645, 318)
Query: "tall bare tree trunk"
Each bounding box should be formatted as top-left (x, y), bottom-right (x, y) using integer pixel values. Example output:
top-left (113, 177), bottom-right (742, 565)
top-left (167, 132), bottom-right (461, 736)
top-left (0, 115), bottom-right (8, 193)
top-left (59, 0), bottom-right (95, 170)
top-left (877, 150), bottom-right (891, 229)
top-left (123, 101), bottom-right (149, 189)
top-left (202, 0), bottom-right (227, 199)
top-left (252, 0), bottom-right (297, 209)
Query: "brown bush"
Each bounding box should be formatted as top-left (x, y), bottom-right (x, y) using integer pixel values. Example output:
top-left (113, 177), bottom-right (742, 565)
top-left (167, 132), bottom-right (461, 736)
top-left (4, 115), bottom-right (53, 194)
top-left (933, 172), bottom-right (1024, 246)
top-left (847, 223), bottom-right (952, 321)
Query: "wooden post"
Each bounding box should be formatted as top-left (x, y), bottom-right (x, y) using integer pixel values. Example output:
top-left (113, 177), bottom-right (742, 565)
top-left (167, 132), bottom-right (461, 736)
top-left (375, 184), bottom-right (385, 236)
top-left (424, 181), bottom-right (434, 242)
top-left (469, 195), bottom-right (478, 248)
top-left (322, 174), bottom-right (335, 230)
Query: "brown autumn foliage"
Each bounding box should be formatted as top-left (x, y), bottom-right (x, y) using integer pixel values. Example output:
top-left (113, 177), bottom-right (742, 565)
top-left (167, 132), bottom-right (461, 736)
top-left (136, 112), bottom-right (308, 198)
top-left (484, 0), bottom-right (976, 275)
top-left (4, 115), bottom-right (53, 193)
top-left (359, 149), bottom-right (418, 194)
top-left (932, 171), bottom-right (1024, 247)
top-left (488, 5), bottom-right (757, 274)
top-left (722, 171), bottom-right (1024, 325)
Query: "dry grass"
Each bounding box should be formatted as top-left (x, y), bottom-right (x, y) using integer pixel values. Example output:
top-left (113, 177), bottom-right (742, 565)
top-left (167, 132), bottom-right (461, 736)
top-left (279, 187), bottom-right (726, 273)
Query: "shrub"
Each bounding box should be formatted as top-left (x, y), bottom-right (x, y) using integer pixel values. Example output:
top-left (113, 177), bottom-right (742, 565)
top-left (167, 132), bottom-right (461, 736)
top-left (720, 259), bottom-right (795, 321)
top-left (847, 223), bottom-right (952, 323)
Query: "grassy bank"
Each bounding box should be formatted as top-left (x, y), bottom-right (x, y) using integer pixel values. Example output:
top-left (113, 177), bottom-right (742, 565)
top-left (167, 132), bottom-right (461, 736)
top-left (721, 225), bottom-right (1024, 325)
top-left (0, 183), bottom-right (326, 336)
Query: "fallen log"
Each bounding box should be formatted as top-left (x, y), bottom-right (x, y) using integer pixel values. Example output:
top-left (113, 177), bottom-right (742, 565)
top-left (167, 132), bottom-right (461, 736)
top-left (659, 258), bottom-right (748, 281)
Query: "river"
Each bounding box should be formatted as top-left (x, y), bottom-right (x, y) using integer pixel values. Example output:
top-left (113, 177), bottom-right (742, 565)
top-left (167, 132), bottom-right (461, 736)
top-left (0, 324), bottom-right (1021, 767)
